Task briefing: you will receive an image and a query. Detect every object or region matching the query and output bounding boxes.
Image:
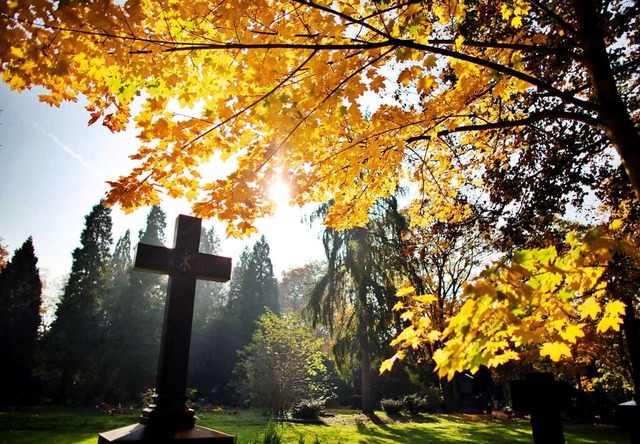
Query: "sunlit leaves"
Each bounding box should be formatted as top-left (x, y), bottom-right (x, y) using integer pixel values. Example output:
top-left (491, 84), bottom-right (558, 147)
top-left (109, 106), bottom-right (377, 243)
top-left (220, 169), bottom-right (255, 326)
top-left (0, 0), bottom-right (565, 234)
top-left (578, 296), bottom-right (601, 320)
top-left (383, 228), bottom-right (636, 380)
top-left (597, 300), bottom-right (626, 333)
top-left (540, 342), bottom-right (572, 361)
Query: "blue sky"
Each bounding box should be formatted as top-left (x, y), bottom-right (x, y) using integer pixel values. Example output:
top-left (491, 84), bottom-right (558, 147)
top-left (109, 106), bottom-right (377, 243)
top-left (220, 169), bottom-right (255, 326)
top-left (0, 81), bottom-right (325, 297)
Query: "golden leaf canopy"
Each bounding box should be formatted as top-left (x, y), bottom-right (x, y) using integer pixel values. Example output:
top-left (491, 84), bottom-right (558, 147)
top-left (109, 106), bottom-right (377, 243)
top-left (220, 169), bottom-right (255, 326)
top-left (3, 0), bottom-right (637, 235)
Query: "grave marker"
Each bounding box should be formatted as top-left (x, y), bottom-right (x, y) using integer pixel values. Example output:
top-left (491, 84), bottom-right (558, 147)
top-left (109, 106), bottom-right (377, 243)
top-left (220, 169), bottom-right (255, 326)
top-left (98, 215), bottom-right (234, 443)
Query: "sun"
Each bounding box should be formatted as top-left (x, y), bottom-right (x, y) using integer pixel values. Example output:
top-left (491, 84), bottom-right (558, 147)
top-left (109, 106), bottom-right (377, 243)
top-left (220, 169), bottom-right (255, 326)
top-left (269, 177), bottom-right (290, 207)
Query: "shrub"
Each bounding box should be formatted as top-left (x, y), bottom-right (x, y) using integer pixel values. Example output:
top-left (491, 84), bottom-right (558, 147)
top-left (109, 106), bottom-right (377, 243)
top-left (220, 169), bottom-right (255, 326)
top-left (403, 394), bottom-right (428, 415)
top-left (247, 422), bottom-right (283, 444)
top-left (235, 310), bottom-right (334, 416)
top-left (423, 386), bottom-right (444, 413)
top-left (139, 388), bottom-right (155, 407)
top-left (380, 398), bottom-right (404, 415)
top-left (262, 422), bottom-right (282, 444)
top-left (292, 398), bottom-right (325, 421)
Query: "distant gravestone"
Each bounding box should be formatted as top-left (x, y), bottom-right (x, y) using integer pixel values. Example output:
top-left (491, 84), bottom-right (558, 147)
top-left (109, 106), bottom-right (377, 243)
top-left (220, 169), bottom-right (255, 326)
top-left (98, 215), bottom-right (234, 443)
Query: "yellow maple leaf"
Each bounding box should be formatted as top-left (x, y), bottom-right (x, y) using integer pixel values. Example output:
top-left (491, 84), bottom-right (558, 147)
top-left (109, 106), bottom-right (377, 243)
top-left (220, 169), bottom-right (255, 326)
top-left (597, 300), bottom-right (626, 333)
top-left (397, 68), bottom-right (413, 86)
top-left (578, 296), bottom-right (601, 320)
top-left (400, 311), bottom-right (414, 322)
top-left (396, 286), bottom-right (415, 297)
top-left (426, 330), bottom-right (441, 342)
top-left (379, 351), bottom-right (405, 374)
top-left (540, 342), bottom-right (572, 361)
top-left (559, 323), bottom-right (585, 343)
top-left (609, 219), bottom-right (624, 231)
top-left (417, 75), bottom-right (437, 95)
top-left (511, 16), bottom-right (523, 28)
top-left (379, 359), bottom-right (395, 375)
top-left (412, 294), bottom-right (437, 304)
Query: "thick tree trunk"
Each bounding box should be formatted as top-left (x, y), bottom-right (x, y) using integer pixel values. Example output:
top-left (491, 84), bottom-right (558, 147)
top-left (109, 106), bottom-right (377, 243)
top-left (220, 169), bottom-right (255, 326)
top-left (360, 351), bottom-right (374, 414)
top-left (622, 298), bottom-right (640, 402)
top-left (574, 0), bottom-right (640, 198)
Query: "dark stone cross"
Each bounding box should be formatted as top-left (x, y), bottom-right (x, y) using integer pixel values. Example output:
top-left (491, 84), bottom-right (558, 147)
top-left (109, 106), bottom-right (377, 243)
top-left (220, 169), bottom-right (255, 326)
top-left (98, 215), bottom-right (234, 443)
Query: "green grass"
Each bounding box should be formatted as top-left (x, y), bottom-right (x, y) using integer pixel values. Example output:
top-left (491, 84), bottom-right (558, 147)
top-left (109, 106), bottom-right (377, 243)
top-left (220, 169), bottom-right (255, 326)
top-left (0, 407), bottom-right (628, 443)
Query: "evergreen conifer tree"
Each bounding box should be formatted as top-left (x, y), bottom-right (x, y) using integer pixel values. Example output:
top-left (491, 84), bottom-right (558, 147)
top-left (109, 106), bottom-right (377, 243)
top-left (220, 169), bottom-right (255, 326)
top-left (46, 201), bottom-right (113, 403)
top-left (102, 229), bottom-right (132, 402)
top-left (107, 205), bottom-right (167, 401)
top-left (228, 236), bottom-right (279, 341)
top-left (0, 237), bottom-right (42, 405)
top-left (203, 236), bottom-right (279, 404)
top-left (309, 199), bottom-right (407, 413)
top-left (188, 225), bottom-right (226, 397)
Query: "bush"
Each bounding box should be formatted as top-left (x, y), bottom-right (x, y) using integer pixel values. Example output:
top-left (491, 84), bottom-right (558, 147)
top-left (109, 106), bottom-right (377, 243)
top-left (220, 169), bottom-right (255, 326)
top-left (140, 388), bottom-right (155, 407)
top-left (380, 398), bottom-right (404, 415)
top-left (247, 422), bottom-right (282, 444)
top-left (423, 386), bottom-right (444, 413)
top-left (262, 422), bottom-right (282, 444)
top-left (403, 394), bottom-right (428, 415)
top-left (292, 398), bottom-right (324, 421)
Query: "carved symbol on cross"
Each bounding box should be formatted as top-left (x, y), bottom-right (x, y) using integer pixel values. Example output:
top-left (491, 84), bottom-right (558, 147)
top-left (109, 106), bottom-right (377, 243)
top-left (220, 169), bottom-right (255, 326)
top-left (179, 251), bottom-right (195, 272)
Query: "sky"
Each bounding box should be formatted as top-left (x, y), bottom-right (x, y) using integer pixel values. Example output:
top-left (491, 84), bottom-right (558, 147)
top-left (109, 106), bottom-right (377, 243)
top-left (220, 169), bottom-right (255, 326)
top-left (0, 81), bottom-right (326, 299)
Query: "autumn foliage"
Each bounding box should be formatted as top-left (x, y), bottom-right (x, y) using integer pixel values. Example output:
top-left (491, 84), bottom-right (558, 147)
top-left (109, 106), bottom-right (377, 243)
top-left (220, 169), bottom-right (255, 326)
top-left (382, 223), bottom-right (636, 379)
top-left (2, 1), bottom-right (639, 388)
top-left (3, 1), bottom-right (639, 235)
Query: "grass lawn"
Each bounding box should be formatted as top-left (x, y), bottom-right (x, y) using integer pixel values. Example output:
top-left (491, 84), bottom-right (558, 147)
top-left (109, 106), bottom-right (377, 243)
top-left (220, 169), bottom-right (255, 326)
top-left (0, 407), bottom-right (629, 443)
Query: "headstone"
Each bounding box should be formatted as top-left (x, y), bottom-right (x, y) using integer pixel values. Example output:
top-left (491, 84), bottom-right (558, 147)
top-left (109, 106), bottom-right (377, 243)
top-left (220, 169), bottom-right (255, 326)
top-left (618, 400), bottom-right (640, 444)
top-left (98, 215), bottom-right (234, 443)
top-left (511, 373), bottom-right (569, 444)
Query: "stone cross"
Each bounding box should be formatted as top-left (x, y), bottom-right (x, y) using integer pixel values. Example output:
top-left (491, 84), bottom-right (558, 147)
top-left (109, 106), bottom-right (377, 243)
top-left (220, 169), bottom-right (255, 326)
top-left (134, 215), bottom-right (232, 429)
top-left (98, 214), bottom-right (234, 443)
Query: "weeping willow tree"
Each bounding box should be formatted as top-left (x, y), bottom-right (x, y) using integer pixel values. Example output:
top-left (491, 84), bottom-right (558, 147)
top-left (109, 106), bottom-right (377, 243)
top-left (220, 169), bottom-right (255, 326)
top-left (307, 198), bottom-right (407, 413)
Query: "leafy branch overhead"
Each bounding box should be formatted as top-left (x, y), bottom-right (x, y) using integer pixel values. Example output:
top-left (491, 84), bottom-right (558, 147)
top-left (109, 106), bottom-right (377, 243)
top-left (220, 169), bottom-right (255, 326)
top-left (2, 0), bottom-right (639, 236)
top-left (382, 224), bottom-right (638, 380)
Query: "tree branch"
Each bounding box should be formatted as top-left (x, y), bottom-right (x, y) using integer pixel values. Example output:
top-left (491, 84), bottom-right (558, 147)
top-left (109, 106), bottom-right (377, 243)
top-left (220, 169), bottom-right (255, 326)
top-left (398, 38), bottom-right (597, 111)
top-left (428, 38), bottom-right (580, 59)
top-left (434, 111), bottom-right (601, 137)
top-left (527, 0), bottom-right (577, 34)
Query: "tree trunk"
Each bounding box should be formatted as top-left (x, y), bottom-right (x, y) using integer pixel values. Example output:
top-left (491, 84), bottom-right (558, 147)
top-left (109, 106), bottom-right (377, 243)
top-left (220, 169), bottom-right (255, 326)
top-left (574, 0), bottom-right (640, 198)
top-left (60, 363), bottom-right (71, 404)
top-left (360, 351), bottom-right (374, 414)
top-left (622, 298), bottom-right (640, 401)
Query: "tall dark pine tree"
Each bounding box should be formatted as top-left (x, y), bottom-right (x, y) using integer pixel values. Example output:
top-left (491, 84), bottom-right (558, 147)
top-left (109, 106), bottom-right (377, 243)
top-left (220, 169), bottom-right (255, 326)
top-left (202, 236), bottom-right (279, 403)
top-left (0, 238), bottom-right (42, 405)
top-left (105, 205), bottom-right (167, 401)
top-left (102, 229), bottom-right (132, 402)
top-left (188, 225), bottom-right (227, 397)
top-left (193, 225), bottom-right (224, 326)
top-left (309, 198), bottom-right (406, 413)
top-left (47, 201), bottom-right (113, 403)
top-left (139, 205), bottom-right (167, 247)
top-left (111, 230), bottom-right (132, 289)
top-left (228, 236), bottom-right (280, 342)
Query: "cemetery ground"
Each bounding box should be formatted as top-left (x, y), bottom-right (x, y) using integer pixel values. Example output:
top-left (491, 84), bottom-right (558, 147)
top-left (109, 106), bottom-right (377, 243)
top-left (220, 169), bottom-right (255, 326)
top-left (0, 406), bottom-right (628, 443)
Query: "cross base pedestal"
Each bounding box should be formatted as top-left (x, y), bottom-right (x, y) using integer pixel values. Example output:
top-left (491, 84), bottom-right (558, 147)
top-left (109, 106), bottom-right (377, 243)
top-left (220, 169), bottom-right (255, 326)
top-left (139, 405), bottom-right (196, 429)
top-left (97, 423), bottom-right (234, 443)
